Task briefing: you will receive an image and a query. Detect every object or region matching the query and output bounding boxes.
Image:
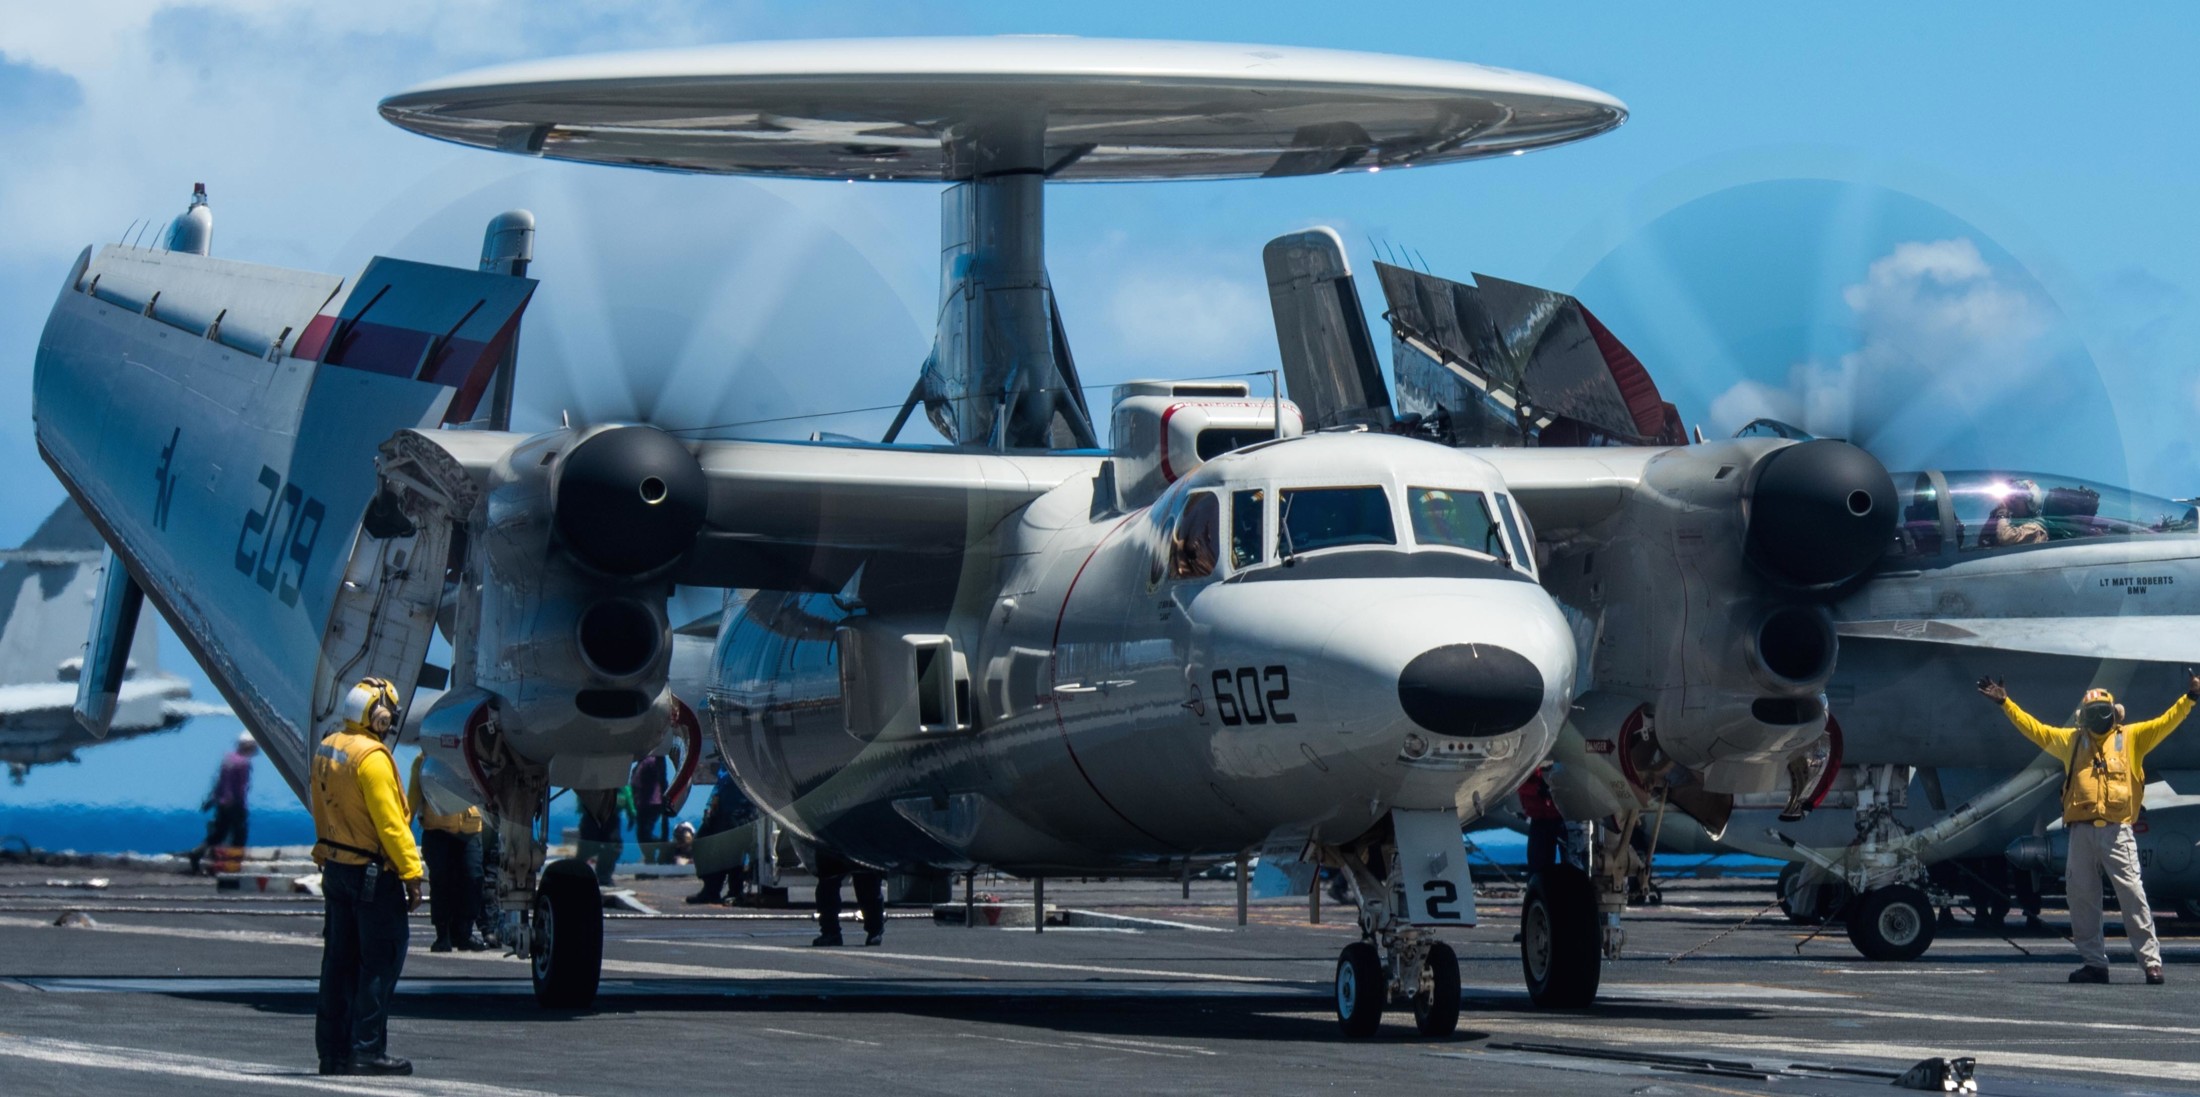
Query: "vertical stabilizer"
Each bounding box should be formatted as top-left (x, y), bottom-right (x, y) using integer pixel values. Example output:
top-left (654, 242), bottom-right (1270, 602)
top-left (1262, 228), bottom-right (1394, 431)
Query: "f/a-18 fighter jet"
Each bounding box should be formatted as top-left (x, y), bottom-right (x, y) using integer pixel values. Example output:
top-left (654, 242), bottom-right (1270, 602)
top-left (0, 497), bottom-right (223, 783)
top-left (30, 37), bottom-right (1890, 1034)
top-left (1668, 441), bottom-right (2200, 962)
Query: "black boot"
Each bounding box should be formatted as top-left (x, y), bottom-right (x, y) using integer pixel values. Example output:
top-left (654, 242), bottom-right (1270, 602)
top-left (349, 1055), bottom-right (412, 1076)
top-left (318, 1060), bottom-right (348, 1076)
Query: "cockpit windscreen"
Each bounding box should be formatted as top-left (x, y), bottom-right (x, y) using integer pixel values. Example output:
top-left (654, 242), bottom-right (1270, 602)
top-left (1280, 486), bottom-right (1395, 555)
top-left (1888, 469), bottom-right (2198, 559)
top-left (1407, 487), bottom-right (1505, 560)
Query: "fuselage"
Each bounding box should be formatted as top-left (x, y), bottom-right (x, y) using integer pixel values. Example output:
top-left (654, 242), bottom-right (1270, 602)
top-left (706, 433), bottom-right (1578, 873)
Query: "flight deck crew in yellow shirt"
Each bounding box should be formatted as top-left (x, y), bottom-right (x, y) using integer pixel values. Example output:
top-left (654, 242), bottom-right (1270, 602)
top-left (1979, 672), bottom-right (2199, 985)
top-left (310, 677), bottom-right (423, 1076)
top-left (410, 753), bottom-right (486, 952)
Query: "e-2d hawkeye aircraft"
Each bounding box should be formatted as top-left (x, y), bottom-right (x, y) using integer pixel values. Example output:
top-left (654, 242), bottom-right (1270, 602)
top-left (31, 38), bottom-right (1888, 1033)
top-left (0, 497), bottom-right (223, 783)
top-left (1262, 247), bottom-right (1900, 990)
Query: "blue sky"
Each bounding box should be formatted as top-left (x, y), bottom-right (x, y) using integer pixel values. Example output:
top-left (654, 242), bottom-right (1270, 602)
top-left (2, 2), bottom-right (2197, 811)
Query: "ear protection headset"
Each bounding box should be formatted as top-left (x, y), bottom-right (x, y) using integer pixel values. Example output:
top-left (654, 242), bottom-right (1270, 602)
top-left (341, 677), bottom-right (401, 731)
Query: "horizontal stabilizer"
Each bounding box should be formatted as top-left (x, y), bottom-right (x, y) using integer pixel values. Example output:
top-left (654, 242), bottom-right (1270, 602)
top-left (1837, 615), bottom-right (2200, 665)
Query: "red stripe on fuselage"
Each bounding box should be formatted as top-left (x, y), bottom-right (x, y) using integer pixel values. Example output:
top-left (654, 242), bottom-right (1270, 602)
top-left (1048, 512), bottom-right (1175, 848)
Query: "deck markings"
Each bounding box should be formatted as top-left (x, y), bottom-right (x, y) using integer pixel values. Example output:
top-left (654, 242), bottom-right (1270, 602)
top-left (627, 938), bottom-right (1295, 985)
top-left (1456, 1017), bottom-right (2200, 1084)
top-left (0, 1033), bottom-right (579, 1096)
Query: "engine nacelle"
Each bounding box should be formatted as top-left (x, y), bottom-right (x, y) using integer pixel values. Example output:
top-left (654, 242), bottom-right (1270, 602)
top-left (1548, 437), bottom-right (1893, 796)
top-left (472, 424), bottom-right (698, 788)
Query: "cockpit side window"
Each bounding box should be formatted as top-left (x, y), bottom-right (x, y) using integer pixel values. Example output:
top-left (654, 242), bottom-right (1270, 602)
top-left (1498, 494), bottom-right (1536, 575)
top-left (1171, 491), bottom-right (1221, 580)
top-left (1279, 486), bottom-right (1395, 556)
top-left (1408, 487), bottom-right (1504, 560)
top-left (1230, 489), bottom-right (1265, 569)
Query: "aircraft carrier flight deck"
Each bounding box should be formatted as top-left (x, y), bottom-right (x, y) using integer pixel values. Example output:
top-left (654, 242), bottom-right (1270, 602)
top-left (1, 861), bottom-right (2191, 1097)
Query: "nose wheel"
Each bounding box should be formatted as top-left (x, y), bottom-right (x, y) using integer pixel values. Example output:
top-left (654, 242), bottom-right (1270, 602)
top-left (1334, 941), bottom-right (1384, 1037)
top-left (1847, 884), bottom-right (1934, 961)
top-left (1412, 940), bottom-right (1461, 1037)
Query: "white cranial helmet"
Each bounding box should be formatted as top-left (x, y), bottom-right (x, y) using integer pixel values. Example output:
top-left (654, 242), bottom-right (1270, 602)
top-left (340, 678), bottom-right (400, 730)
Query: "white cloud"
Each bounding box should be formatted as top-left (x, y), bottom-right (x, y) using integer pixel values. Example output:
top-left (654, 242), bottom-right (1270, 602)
top-left (1706, 238), bottom-right (2051, 457)
top-left (1103, 268), bottom-right (1271, 370)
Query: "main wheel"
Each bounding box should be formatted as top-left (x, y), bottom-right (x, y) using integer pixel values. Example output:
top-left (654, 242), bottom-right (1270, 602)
top-left (533, 859), bottom-right (604, 1008)
top-left (1847, 884), bottom-right (1935, 961)
top-left (1413, 940), bottom-right (1461, 1038)
top-left (1335, 941), bottom-right (1385, 1037)
top-left (1521, 865), bottom-right (1601, 1008)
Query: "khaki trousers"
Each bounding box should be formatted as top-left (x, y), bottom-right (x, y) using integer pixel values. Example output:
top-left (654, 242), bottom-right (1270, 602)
top-left (2065, 822), bottom-right (2160, 970)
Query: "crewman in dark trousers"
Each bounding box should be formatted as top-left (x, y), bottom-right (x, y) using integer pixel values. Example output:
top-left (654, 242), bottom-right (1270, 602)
top-left (409, 753), bottom-right (485, 951)
top-left (811, 846), bottom-right (885, 947)
top-left (310, 678), bottom-right (423, 1076)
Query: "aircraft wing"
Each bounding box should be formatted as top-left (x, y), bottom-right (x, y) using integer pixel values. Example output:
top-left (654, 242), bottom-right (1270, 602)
top-left (1472, 446), bottom-right (1660, 535)
top-left (398, 431), bottom-right (1104, 590)
top-left (1836, 615), bottom-right (2200, 665)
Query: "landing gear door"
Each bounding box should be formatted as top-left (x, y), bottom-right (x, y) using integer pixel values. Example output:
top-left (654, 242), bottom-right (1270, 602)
top-left (310, 431), bottom-right (478, 735)
top-left (1393, 809), bottom-right (1475, 927)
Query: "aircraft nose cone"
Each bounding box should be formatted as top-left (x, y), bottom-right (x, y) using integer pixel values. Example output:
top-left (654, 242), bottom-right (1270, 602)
top-left (1396, 643), bottom-right (1545, 737)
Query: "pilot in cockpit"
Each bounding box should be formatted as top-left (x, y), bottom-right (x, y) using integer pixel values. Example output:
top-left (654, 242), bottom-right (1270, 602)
top-left (1979, 479), bottom-right (2049, 548)
top-left (1171, 493), bottom-right (1219, 579)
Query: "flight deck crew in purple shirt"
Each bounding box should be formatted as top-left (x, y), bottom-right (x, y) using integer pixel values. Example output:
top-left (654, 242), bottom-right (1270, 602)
top-left (191, 733), bottom-right (257, 873)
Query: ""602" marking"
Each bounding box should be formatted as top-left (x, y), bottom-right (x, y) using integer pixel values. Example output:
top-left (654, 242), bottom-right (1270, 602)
top-left (1211, 665), bottom-right (1297, 726)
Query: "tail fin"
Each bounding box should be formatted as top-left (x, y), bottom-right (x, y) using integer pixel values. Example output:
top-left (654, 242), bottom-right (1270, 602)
top-left (1262, 228), bottom-right (1395, 432)
top-left (0, 501), bottom-right (155, 688)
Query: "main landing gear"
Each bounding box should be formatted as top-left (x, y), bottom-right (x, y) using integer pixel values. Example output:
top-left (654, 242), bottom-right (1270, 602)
top-left (1320, 833), bottom-right (1463, 1038)
top-left (1516, 811), bottom-right (1630, 1009)
top-left (1520, 864), bottom-right (1601, 1007)
top-left (467, 711), bottom-right (607, 1009)
top-left (1775, 762), bottom-right (1999, 962)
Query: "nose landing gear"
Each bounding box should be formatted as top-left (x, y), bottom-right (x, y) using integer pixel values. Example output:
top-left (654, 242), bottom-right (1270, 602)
top-left (1320, 822), bottom-right (1466, 1038)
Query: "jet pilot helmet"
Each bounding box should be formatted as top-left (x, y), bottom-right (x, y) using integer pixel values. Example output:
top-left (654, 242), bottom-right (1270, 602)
top-left (341, 677), bottom-right (402, 738)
